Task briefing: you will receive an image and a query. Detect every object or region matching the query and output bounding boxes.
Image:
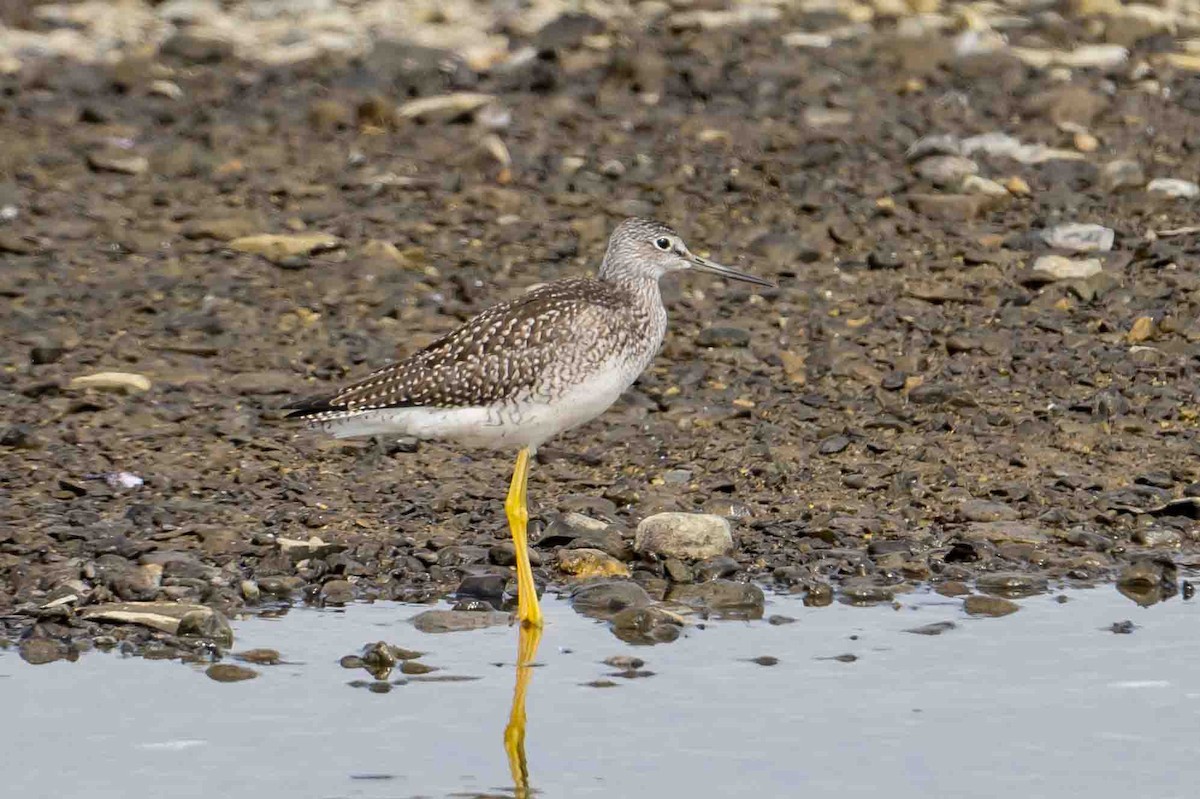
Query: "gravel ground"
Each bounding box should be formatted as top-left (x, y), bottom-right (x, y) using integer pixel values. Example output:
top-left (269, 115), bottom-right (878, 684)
top-left (2, 0), bottom-right (1200, 658)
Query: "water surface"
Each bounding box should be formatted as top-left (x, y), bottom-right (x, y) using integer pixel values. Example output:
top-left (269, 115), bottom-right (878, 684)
top-left (2, 586), bottom-right (1196, 798)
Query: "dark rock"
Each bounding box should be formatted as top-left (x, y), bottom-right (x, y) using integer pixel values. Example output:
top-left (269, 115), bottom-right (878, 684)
top-left (696, 327), bottom-right (751, 348)
top-left (571, 580), bottom-right (652, 620)
top-left (667, 580), bottom-right (764, 618)
top-left (611, 606), bottom-right (683, 645)
top-left (206, 664), bottom-right (258, 682)
top-left (19, 637), bottom-right (66, 665)
top-left (963, 595), bottom-right (1019, 617)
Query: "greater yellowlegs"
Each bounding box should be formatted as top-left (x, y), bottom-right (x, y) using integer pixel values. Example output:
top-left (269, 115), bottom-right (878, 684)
top-left (285, 217), bottom-right (773, 629)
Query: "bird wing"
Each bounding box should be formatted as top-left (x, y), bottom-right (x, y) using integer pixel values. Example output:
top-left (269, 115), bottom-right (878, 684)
top-left (285, 279), bottom-right (627, 418)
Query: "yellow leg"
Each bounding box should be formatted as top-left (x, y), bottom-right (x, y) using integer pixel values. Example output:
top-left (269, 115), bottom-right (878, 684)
top-left (504, 447), bottom-right (542, 629)
top-left (503, 622), bottom-right (543, 798)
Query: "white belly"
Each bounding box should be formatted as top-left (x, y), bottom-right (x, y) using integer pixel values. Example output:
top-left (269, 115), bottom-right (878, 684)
top-left (317, 358), bottom-right (641, 450)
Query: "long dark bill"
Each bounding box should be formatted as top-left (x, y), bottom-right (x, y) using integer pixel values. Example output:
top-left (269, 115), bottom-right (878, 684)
top-left (688, 255), bottom-right (775, 288)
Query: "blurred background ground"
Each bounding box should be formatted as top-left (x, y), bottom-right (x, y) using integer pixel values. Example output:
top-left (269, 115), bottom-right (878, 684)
top-left (2, 0), bottom-right (1200, 652)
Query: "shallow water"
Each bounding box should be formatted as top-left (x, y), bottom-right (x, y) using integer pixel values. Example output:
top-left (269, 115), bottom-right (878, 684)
top-left (2, 586), bottom-right (1197, 799)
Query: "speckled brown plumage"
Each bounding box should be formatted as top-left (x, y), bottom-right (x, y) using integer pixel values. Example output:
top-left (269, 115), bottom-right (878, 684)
top-left (285, 277), bottom-right (663, 418)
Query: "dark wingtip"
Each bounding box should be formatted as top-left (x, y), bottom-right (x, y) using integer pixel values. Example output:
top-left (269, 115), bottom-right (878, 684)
top-left (282, 394), bottom-right (336, 419)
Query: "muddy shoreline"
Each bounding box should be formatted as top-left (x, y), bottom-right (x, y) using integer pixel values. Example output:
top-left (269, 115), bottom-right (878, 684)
top-left (3, 1), bottom-right (1200, 657)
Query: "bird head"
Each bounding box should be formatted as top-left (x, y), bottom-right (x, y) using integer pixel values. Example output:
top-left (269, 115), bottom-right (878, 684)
top-left (600, 218), bottom-right (774, 287)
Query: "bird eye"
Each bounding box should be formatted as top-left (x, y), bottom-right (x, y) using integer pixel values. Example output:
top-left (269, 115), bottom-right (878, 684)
top-left (654, 237), bottom-right (672, 251)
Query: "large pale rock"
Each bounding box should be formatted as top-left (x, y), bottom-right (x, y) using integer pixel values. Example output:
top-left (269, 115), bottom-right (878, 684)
top-left (635, 513), bottom-right (733, 560)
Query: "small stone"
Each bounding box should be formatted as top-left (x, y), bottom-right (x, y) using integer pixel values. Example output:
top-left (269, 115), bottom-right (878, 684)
top-left (19, 638), bottom-right (65, 665)
top-left (228, 233), bottom-right (342, 264)
top-left (1040, 223), bottom-right (1114, 253)
top-left (182, 216), bottom-right (264, 241)
top-left (913, 155), bottom-right (978, 187)
top-left (69, 372), bottom-right (152, 393)
top-left (1102, 160), bottom-right (1145, 191)
top-left (320, 580), bottom-right (355, 605)
top-left (603, 655), bottom-right (645, 669)
top-left (867, 250), bottom-right (904, 270)
top-left (635, 513), bottom-right (734, 560)
top-left (411, 609), bottom-right (509, 634)
top-left (206, 664), bottom-right (258, 682)
top-left (1126, 316), bottom-right (1156, 344)
top-left (768, 615), bottom-right (797, 625)
top-left (959, 500), bottom-right (1019, 522)
top-left (960, 175), bottom-right (1008, 197)
top-left (964, 595), bottom-right (1019, 617)
top-left (905, 621), bottom-right (957, 636)
top-left (975, 572), bottom-right (1048, 597)
top-left (0, 232), bottom-right (38, 254)
top-left (1004, 176), bottom-right (1032, 195)
top-left (570, 580), bottom-right (652, 620)
top-left (160, 32), bottom-right (234, 63)
top-left (1147, 178), bottom-right (1200, 199)
top-left (1030, 255), bottom-right (1102, 282)
top-left (909, 193), bottom-right (992, 221)
top-left (309, 99), bottom-right (351, 131)
top-left (557, 548), bottom-right (630, 579)
top-left (610, 606), bottom-right (684, 645)
top-left (667, 580), bottom-right (765, 617)
top-left (235, 648), bottom-right (281, 665)
top-left (149, 80), bottom-right (184, 100)
top-left (87, 150), bottom-right (149, 176)
top-left (396, 93), bottom-right (497, 123)
top-left (906, 134), bottom-right (961, 162)
top-left (750, 655), bottom-right (779, 666)
top-left (457, 573), bottom-right (507, 601)
top-left (696, 327), bottom-right (750, 348)
top-left (782, 31), bottom-right (833, 49)
top-left (818, 434), bottom-right (851, 455)
top-left (1132, 527), bottom-right (1181, 548)
top-left (1110, 620), bottom-right (1136, 634)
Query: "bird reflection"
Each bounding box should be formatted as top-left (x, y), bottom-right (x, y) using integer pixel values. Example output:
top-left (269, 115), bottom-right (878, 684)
top-left (503, 622), bottom-right (542, 798)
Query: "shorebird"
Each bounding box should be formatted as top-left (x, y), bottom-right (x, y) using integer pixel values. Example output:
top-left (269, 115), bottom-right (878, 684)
top-left (285, 217), bottom-right (773, 630)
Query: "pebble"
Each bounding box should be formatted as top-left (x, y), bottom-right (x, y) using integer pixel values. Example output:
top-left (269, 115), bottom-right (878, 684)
top-left (960, 175), bottom-right (1009, 197)
top-left (1102, 160), bottom-right (1145, 191)
top-left (913, 155), bottom-right (978, 187)
top-left (228, 233), bottom-right (342, 264)
top-left (87, 150), bottom-right (149, 176)
top-left (410, 609), bottom-right (510, 634)
top-left (557, 548), bottom-right (630, 579)
top-left (635, 513), bottom-right (733, 561)
top-left (667, 580), bottom-right (765, 616)
top-left (975, 572), bottom-right (1048, 597)
top-left (749, 656), bottom-right (779, 666)
top-left (1146, 178), bottom-right (1200, 199)
top-left (1030, 255), bottom-right (1102, 282)
top-left (397, 93), bottom-right (497, 123)
top-left (610, 606), bottom-right (683, 645)
top-left (19, 638), bottom-right (66, 665)
top-left (68, 372), bottom-right (152, 393)
top-left (696, 327), bottom-right (751, 348)
top-left (206, 664), bottom-right (258, 682)
top-left (1132, 528), bottom-right (1181, 548)
top-left (1040, 224), bottom-right (1115, 253)
top-left (570, 580), bottom-right (652, 620)
top-left (182, 216), bottom-right (265, 241)
top-left (959, 500), bottom-right (1019, 523)
top-left (963, 595), bottom-right (1020, 617)
top-left (235, 648), bottom-right (281, 665)
top-left (320, 579), bottom-right (355, 605)
top-left (818, 435), bottom-right (851, 455)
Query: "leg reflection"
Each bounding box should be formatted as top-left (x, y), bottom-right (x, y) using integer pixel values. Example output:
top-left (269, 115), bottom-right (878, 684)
top-left (503, 622), bottom-right (543, 797)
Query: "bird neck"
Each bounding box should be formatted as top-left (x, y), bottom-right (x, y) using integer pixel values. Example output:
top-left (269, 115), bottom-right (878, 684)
top-left (599, 269), bottom-right (663, 312)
